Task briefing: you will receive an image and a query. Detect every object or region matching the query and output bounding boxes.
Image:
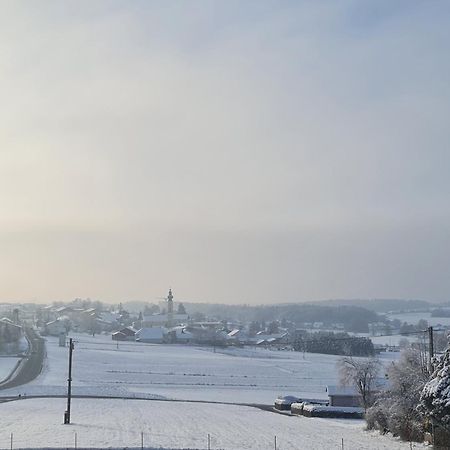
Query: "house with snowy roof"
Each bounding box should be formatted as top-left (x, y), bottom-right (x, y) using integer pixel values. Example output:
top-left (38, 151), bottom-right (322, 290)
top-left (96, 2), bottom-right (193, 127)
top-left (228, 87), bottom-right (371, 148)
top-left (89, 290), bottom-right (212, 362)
top-left (326, 381), bottom-right (387, 407)
top-left (135, 327), bottom-right (166, 343)
top-left (168, 326), bottom-right (193, 343)
top-left (44, 318), bottom-right (68, 336)
top-left (227, 329), bottom-right (248, 345)
top-left (326, 385), bottom-right (361, 407)
top-left (0, 318), bottom-right (22, 343)
top-left (251, 331), bottom-right (290, 347)
top-left (112, 327), bottom-right (136, 341)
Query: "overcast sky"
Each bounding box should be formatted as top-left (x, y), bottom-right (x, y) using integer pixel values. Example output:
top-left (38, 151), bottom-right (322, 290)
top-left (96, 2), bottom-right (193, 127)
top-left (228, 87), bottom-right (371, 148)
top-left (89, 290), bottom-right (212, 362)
top-left (1, 1), bottom-right (449, 304)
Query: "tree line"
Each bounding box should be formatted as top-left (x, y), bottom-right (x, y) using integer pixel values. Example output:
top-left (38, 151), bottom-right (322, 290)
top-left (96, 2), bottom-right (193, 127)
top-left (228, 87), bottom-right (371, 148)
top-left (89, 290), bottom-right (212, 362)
top-left (294, 331), bottom-right (375, 356)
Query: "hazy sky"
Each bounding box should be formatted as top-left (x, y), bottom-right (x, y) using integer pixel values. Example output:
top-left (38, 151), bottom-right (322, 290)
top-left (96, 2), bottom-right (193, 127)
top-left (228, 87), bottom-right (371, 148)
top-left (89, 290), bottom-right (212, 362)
top-left (1, 1), bottom-right (449, 304)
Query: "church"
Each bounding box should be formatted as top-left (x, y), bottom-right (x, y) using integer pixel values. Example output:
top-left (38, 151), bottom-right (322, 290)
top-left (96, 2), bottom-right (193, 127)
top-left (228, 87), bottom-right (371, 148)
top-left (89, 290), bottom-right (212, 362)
top-left (141, 289), bottom-right (189, 328)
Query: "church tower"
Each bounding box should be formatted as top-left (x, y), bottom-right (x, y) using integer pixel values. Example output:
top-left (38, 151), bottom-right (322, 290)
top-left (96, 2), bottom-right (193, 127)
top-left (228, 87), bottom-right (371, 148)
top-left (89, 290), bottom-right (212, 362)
top-left (167, 289), bottom-right (174, 314)
top-left (167, 289), bottom-right (174, 327)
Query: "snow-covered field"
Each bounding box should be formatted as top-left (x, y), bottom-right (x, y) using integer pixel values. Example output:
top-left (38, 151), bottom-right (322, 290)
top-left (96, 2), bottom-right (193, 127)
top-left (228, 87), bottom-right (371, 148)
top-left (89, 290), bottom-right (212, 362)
top-left (0, 336), bottom-right (28, 357)
top-left (2, 334), bottom-right (366, 403)
top-left (0, 357), bottom-right (20, 383)
top-left (0, 398), bottom-right (422, 449)
top-left (386, 311), bottom-right (450, 327)
top-left (0, 334), bottom-right (410, 449)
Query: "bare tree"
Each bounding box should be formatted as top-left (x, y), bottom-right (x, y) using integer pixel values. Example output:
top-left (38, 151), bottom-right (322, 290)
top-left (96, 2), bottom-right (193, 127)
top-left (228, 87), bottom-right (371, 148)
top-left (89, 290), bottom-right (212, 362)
top-left (338, 356), bottom-right (381, 410)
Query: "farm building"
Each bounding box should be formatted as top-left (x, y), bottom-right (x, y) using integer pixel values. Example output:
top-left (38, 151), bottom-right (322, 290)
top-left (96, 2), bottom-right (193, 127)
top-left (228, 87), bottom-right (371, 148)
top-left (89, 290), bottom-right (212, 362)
top-left (227, 329), bottom-right (249, 345)
top-left (112, 327), bottom-right (136, 341)
top-left (252, 332), bottom-right (290, 347)
top-left (169, 326), bottom-right (193, 343)
top-left (326, 385), bottom-right (361, 407)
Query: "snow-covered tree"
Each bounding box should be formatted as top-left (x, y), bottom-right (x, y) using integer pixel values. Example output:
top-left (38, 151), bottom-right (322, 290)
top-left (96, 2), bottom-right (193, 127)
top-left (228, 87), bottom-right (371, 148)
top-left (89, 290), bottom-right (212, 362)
top-left (420, 342), bottom-right (450, 445)
top-left (367, 348), bottom-right (428, 442)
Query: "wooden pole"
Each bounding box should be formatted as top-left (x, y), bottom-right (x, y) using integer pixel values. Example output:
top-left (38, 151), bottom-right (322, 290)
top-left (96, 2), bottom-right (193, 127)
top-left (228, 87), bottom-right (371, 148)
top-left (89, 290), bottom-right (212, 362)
top-left (64, 338), bottom-right (75, 424)
top-left (428, 326), bottom-right (434, 373)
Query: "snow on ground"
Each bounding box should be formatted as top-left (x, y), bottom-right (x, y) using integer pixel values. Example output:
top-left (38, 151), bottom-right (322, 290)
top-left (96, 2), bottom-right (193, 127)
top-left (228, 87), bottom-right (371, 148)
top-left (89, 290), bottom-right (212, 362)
top-left (0, 398), bottom-right (423, 450)
top-left (0, 357), bottom-right (20, 382)
top-left (387, 311), bottom-right (450, 328)
top-left (1, 333), bottom-right (399, 403)
top-left (371, 334), bottom-right (421, 346)
top-left (0, 334), bottom-right (415, 449)
top-left (0, 335), bottom-right (330, 402)
top-left (0, 336), bottom-right (28, 382)
top-left (0, 336), bottom-right (28, 357)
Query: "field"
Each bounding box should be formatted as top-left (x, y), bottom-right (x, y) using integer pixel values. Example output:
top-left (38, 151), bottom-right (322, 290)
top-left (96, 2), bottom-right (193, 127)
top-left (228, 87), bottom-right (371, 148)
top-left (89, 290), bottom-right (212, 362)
top-left (2, 334), bottom-right (346, 402)
top-left (387, 311), bottom-right (450, 328)
top-left (0, 334), bottom-right (420, 449)
top-left (0, 397), bottom-right (420, 450)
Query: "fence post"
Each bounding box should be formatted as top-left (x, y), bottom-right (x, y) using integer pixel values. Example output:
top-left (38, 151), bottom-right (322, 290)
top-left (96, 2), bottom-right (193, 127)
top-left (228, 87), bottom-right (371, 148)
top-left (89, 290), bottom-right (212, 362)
top-left (341, 437), bottom-right (344, 450)
top-left (274, 435), bottom-right (277, 450)
top-left (74, 432), bottom-right (77, 449)
top-left (10, 433), bottom-right (13, 450)
top-left (207, 433), bottom-right (211, 450)
top-left (141, 431), bottom-right (144, 450)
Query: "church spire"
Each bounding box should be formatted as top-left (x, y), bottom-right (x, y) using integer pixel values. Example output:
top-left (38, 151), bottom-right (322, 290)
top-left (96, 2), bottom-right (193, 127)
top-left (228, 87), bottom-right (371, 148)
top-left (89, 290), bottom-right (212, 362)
top-left (167, 288), bottom-right (174, 314)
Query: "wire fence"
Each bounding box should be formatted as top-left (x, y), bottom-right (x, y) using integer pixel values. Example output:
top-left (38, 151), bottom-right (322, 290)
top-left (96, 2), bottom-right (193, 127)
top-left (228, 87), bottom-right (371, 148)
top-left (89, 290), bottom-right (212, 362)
top-left (0, 430), bottom-right (244, 450)
top-left (0, 432), bottom-right (424, 450)
top-left (0, 430), bottom-right (280, 450)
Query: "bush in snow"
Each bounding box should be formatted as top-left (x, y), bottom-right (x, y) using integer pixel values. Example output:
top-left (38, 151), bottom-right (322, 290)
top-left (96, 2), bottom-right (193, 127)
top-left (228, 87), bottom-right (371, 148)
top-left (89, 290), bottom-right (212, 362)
top-left (367, 348), bottom-right (428, 442)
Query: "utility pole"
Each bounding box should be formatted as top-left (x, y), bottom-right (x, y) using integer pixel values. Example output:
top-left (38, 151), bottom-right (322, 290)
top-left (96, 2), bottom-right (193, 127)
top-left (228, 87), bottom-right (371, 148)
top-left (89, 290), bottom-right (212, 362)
top-left (428, 326), bottom-right (434, 373)
top-left (64, 338), bottom-right (75, 424)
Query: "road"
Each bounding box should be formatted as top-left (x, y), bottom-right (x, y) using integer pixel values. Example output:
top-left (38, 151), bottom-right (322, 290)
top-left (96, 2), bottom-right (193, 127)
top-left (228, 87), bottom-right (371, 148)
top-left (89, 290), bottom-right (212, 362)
top-left (0, 328), bottom-right (45, 390)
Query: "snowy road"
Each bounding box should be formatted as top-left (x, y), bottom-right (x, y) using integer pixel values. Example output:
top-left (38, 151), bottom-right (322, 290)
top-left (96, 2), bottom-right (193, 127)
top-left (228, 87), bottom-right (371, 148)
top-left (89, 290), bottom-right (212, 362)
top-left (0, 328), bottom-right (44, 390)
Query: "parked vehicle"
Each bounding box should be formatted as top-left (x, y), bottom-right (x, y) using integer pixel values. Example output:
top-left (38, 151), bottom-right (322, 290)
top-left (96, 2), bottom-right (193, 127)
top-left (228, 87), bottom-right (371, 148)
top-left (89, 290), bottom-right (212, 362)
top-left (274, 395), bottom-right (301, 411)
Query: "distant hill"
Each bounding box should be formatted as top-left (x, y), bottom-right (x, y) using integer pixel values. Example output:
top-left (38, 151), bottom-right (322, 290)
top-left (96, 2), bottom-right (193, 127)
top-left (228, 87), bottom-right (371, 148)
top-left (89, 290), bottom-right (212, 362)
top-left (312, 298), bottom-right (433, 313)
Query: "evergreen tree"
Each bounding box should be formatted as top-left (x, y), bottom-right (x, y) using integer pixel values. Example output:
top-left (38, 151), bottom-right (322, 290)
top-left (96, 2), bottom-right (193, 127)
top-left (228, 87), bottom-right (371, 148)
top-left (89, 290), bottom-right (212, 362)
top-left (420, 342), bottom-right (450, 427)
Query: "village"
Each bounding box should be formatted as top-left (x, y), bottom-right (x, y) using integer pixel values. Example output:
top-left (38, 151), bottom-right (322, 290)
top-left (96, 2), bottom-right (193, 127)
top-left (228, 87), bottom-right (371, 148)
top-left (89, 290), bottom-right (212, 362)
top-left (0, 292), bottom-right (444, 417)
top-left (37, 290), bottom-right (293, 347)
top-left (28, 291), bottom-right (429, 352)
top-left (0, 311), bottom-right (410, 450)
top-left (1, 293), bottom-right (450, 447)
